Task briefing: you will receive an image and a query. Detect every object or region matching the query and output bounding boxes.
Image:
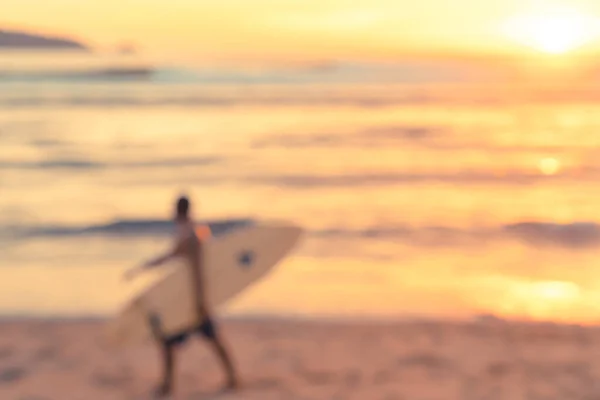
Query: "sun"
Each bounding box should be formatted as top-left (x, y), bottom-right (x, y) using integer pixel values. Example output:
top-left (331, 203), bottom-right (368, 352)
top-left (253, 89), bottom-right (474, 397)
top-left (538, 157), bottom-right (560, 175)
top-left (502, 5), bottom-right (600, 54)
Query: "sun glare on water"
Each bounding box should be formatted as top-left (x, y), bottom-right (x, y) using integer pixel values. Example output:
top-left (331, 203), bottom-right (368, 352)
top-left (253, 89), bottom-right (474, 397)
top-left (502, 5), bottom-right (600, 54)
top-left (503, 280), bottom-right (583, 321)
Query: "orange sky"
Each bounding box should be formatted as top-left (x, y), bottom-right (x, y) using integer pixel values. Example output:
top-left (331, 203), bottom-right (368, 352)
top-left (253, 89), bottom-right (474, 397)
top-left (3, 0), bottom-right (600, 63)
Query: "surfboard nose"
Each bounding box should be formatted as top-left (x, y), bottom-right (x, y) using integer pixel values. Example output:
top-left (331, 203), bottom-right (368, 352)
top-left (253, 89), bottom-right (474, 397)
top-left (280, 225), bottom-right (303, 243)
top-left (262, 223), bottom-right (304, 256)
top-left (257, 221), bottom-right (304, 243)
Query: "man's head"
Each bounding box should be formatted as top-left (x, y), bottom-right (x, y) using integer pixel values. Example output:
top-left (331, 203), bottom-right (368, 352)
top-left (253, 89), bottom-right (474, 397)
top-left (175, 195), bottom-right (191, 222)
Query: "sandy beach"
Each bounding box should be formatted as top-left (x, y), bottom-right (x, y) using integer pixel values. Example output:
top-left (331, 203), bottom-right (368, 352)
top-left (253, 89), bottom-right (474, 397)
top-left (1, 317), bottom-right (599, 400)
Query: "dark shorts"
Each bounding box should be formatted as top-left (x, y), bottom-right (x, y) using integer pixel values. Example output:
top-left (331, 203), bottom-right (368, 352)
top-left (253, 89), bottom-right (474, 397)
top-left (164, 318), bottom-right (217, 347)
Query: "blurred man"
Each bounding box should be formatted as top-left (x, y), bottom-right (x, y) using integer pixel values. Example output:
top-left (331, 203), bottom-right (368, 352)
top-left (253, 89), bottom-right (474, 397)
top-left (125, 195), bottom-right (239, 397)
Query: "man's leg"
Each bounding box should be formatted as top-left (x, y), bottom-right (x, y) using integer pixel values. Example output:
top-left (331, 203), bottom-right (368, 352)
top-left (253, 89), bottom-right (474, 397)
top-left (155, 341), bottom-right (175, 397)
top-left (149, 314), bottom-right (186, 397)
top-left (210, 335), bottom-right (238, 389)
top-left (198, 318), bottom-right (239, 389)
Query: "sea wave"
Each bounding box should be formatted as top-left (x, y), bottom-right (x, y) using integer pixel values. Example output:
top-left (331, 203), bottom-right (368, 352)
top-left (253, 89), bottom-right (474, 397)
top-left (244, 172), bottom-right (568, 187)
top-left (4, 218), bottom-right (600, 249)
top-left (0, 61), bottom-right (502, 85)
top-left (5, 218), bottom-right (254, 239)
top-left (251, 128), bottom-right (600, 153)
top-left (0, 94), bottom-right (445, 108)
top-left (0, 156), bottom-right (222, 170)
top-left (0, 67), bottom-right (156, 83)
top-left (251, 126), bottom-right (443, 149)
top-left (314, 221), bottom-right (600, 249)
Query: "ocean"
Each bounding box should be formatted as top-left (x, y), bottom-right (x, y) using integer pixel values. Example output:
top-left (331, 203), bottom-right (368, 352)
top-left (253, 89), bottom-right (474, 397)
top-left (2, 52), bottom-right (600, 324)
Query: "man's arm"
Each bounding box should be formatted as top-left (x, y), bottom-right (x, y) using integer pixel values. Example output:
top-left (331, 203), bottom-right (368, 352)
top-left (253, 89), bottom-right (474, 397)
top-left (124, 240), bottom-right (185, 280)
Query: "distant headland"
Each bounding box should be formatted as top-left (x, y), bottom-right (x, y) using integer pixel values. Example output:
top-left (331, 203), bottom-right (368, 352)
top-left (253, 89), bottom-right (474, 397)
top-left (0, 29), bottom-right (89, 50)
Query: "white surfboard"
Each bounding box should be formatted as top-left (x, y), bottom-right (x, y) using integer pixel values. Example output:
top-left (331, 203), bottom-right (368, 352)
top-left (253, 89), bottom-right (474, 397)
top-left (106, 222), bottom-right (303, 345)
